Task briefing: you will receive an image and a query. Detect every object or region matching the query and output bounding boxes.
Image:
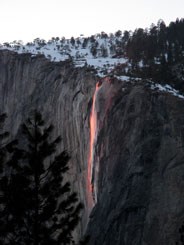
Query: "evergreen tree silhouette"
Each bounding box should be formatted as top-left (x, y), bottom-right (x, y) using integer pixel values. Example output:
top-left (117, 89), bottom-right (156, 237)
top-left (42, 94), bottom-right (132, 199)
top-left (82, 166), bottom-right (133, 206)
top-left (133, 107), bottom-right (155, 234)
top-left (0, 114), bottom-right (9, 168)
top-left (176, 221), bottom-right (184, 245)
top-left (0, 111), bottom-right (82, 245)
top-left (0, 114), bottom-right (23, 244)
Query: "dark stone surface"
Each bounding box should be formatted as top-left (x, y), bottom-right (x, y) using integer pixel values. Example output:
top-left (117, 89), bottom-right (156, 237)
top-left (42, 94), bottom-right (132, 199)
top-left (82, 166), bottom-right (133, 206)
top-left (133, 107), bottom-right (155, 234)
top-left (86, 84), bottom-right (184, 245)
top-left (1, 50), bottom-right (184, 244)
top-left (0, 50), bottom-right (97, 238)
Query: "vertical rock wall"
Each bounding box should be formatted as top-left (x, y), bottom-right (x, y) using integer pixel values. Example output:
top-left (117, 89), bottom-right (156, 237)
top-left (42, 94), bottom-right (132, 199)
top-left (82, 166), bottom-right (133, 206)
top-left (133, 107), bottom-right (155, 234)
top-left (86, 80), bottom-right (184, 245)
top-left (0, 50), bottom-right (97, 236)
top-left (1, 50), bottom-right (184, 244)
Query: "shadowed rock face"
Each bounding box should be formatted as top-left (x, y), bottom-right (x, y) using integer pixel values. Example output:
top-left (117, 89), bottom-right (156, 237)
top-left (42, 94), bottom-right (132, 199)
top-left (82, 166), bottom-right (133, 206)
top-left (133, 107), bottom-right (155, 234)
top-left (1, 50), bottom-right (184, 244)
top-left (0, 50), bottom-right (98, 236)
top-left (86, 83), bottom-right (184, 245)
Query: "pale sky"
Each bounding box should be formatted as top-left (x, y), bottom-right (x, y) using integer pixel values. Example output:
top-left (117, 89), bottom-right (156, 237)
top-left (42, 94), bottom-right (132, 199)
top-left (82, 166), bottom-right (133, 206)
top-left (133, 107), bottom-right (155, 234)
top-left (0, 0), bottom-right (183, 43)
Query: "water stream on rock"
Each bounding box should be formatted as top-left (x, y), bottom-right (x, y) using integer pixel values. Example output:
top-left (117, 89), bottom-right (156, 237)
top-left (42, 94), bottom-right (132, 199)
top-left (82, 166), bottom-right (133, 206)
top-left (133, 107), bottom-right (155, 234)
top-left (87, 82), bottom-right (101, 208)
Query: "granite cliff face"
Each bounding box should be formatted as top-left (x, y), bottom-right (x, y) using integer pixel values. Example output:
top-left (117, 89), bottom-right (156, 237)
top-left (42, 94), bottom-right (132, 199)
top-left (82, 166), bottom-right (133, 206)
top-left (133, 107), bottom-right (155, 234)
top-left (86, 80), bottom-right (184, 245)
top-left (1, 50), bottom-right (184, 244)
top-left (0, 50), bottom-right (97, 234)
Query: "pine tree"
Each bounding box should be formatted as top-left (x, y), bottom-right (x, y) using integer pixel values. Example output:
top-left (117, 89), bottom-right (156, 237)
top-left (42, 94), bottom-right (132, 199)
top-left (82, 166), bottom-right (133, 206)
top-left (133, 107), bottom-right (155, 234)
top-left (0, 113), bottom-right (9, 243)
top-left (0, 114), bottom-right (9, 169)
top-left (70, 37), bottom-right (75, 46)
top-left (1, 111), bottom-right (83, 245)
top-left (176, 221), bottom-right (184, 245)
top-left (0, 114), bottom-right (23, 244)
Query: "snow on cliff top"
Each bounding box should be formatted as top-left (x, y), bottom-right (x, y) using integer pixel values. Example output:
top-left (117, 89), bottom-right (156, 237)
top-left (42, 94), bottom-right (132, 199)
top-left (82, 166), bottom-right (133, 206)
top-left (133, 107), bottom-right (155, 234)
top-left (0, 35), bottom-right (127, 77)
top-left (1, 35), bottom-right (184, 100)
top-left (150, 83), bottom-right (184, 99)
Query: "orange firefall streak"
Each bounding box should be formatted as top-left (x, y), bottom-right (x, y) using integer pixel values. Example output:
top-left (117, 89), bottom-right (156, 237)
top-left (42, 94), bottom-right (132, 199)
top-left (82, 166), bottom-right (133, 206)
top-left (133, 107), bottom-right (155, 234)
top-left (88, 83), bottom-right (100, 205)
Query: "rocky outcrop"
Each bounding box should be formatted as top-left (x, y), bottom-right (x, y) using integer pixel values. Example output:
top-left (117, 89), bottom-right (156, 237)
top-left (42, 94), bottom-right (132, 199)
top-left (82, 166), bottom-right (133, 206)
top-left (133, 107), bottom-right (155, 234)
top-left (0, 50), bottom-right (97, 236)
top-left (1, 50), bottom-right (184, 244)
top-left (86, 79), bottom-right (184, 245)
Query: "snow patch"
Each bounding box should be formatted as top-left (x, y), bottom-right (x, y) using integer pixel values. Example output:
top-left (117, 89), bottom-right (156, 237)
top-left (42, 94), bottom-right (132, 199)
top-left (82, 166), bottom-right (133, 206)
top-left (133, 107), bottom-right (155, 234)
top-left (0, 37), bottom-right (128, 77)
top-left (150, 83), bottom-right (184, 99)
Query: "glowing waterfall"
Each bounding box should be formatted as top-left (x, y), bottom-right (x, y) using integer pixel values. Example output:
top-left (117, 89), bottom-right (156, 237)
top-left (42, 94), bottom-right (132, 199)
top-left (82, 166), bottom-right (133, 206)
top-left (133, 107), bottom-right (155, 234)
top-left (88, 82), bottom-right (101, 206)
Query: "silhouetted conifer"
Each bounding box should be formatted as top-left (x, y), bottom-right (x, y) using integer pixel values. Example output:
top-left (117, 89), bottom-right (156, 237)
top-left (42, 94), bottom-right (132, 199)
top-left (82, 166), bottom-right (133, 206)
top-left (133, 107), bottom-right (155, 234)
top-left (0, 111), bottom-right (83, 245)
top-left (176, 221), bottom-right (184, 245)
top-left (0, 114), bottom-right (23, 244)
top-left (0, 114), bottom-right (9, 169)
